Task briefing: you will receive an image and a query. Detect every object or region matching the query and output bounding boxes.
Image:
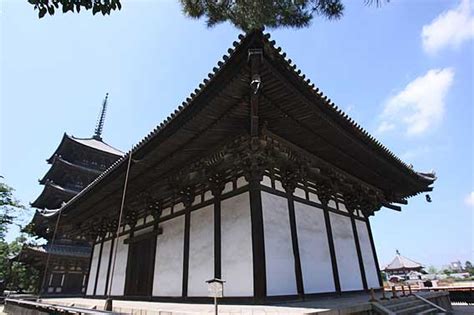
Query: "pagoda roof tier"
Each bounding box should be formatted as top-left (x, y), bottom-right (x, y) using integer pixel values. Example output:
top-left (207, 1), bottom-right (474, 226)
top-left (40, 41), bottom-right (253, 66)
top-left (39, 155), bottom-right (102, 185)
top-left (49, 30), bottom-right (435, 231)
top-left (47, 133), bottom-right (123, 163)
top-left (31, 181), bottom-right (78, 210)
top-left (384, 253), bottom-right (423, 271)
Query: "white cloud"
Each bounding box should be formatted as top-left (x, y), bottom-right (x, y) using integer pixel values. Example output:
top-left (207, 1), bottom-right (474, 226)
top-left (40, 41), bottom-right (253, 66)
top-left (465, 192), bottom-right (474, 207)
top-left (377, 68), bottom-right (454, 136)
top-left (376, 121), bottom-right (395, 133)
top-left (422, 0), bottom-right (474, 55)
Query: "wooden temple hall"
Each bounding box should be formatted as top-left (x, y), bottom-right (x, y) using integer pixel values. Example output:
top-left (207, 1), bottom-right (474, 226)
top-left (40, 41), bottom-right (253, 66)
top-left (42, 30), bottom-right (436, 302)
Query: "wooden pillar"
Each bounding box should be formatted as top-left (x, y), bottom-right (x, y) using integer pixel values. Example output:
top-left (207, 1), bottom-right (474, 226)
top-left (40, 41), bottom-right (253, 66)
top-left (84, 238), bottom-right (96, 297)
top-left (318, 189), bottom-right (341, 294)
top-left (93, 238), bottom-right (104, 296)
top-left (182, 207), bottom-right (191, 298)
top-left (248, 177), bottom-right (266, 300)
top-left (104, 236), bottom-right (116, 296)
top-left (210, 177), bottom-right (224, 280)
top-left (366, 217), bottom-right (383, 287)
top-left (149, 207), bottom-right (162, 299)
top-left (180, 187), bottom-right (195, 298)
top-left (286, 192), bottom-right (304, 297)
top-left (281, 172), bottom-right (304, 298)
top-left (214, 199), bottom-right (221, 279)
top-left (350, 210), bottom-right (368, 291)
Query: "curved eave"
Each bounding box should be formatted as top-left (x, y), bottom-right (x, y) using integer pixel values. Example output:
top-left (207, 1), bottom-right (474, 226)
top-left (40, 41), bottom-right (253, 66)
top-left (47, 133), bottom-right (123, 163)
top-left (39, 156), bottom-right (102, 184)
top-left (31, 181), bottom-right (78, 210)
top-left (258, 33), bottom-right (436, 194)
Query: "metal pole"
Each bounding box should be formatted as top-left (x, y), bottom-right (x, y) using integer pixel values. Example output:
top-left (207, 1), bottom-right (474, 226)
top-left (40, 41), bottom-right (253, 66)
top-left (39, 209), bottom-right (62, 298)
top-left (105, 152), bottom-right (133, 311)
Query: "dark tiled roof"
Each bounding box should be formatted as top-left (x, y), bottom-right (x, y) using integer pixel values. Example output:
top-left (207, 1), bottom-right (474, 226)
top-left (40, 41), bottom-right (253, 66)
top-left (50, 30), bottom-right (435, 220)
top-left (18, 244), bottom-right (91, 260)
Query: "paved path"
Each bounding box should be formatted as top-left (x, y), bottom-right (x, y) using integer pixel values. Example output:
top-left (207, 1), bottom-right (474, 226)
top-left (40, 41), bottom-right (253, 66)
top-left (42, 298), bottom-right (329, 315)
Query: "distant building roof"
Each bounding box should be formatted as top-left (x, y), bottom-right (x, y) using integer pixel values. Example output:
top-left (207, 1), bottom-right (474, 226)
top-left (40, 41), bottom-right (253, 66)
top-left (47, 133), bottom-right (123, 163)
top-left (384, 251), bottom-right (423, 271)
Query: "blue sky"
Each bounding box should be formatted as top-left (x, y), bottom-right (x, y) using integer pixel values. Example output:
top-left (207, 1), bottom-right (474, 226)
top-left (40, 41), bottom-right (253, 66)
top-left (1, 0), bottom-right (472, 268)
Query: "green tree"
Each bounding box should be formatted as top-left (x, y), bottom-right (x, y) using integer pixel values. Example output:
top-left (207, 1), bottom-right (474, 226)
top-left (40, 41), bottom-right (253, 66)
top-left (427, 265), bottom-right (438, 274)
top-left (29, 0), bottom-right (388, 32)
top-left (0, 179), bottom-right (39, 292)
top-left (465, 261), bottom-right (474, 275)
top-left (0, 180), bottom-right (26, 239)
top-left (0, 235), bottom-right (40, 293)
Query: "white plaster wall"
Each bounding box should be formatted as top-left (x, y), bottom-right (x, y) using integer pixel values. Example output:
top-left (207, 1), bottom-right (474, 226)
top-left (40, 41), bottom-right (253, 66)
top-left (308, 192), bottom-right (320, 203)
top-left (261, 192), bottom-right (297, 296)
top-left (86, 243), bottom-right (100, 295)
top-left (188, 205), bottom-right (214, 296)
top-left (107, 235), bottom-right (128, 296)
top-left (237, 176), bottom-right (248, 188)
top-left (330, 213), bottom-right (363, 291)
top-left (356, 220), bottom-right (380, 289)
top-left (261, 175), bottom-right (272, 187)
top-left (338, 202), bottom-right (348, 212)
top-left (294, 202), bottom-right (335, 293)
top-left (274, 180), bottom-right (284, 192)
top-left (221, 193), bottom-right (253, 296)
top-left (95, 240), bottom-right (112, 295)
top-left (294, 187), bottom-right (306, 199)
top-left (153, 216), bottom-right (185, 296)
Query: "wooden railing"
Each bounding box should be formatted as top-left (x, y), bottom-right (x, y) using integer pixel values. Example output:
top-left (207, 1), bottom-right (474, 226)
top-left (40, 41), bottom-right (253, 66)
top-left (384, 285), bottom-right (474, 305)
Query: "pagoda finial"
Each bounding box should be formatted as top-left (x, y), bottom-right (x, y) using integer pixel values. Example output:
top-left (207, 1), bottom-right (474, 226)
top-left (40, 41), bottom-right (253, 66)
top-left (93, 93), bottom-right (108, 140)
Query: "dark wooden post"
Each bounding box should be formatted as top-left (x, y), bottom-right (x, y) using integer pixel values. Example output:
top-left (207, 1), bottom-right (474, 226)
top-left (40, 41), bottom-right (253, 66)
top-left (93, 221), bottom-right (107, 296)
top-left (281, 170), bottom-right (304, 298)
top-left (209, 173), bottom-right (225, 280)
top-left (349, 208), bottom-right (368, 291)
top-left (123, 210), bottom-right (138, 297)
top-left (248, 173), bottom-right (266, 301)
top-left (180, 186), bottom-right (195, 298)
top-left (104, 220), bottom-right (118, 296)
top-left (366, 217), bottom-right (384, 287)
top-left (317, 183), bottom-right (341, 294)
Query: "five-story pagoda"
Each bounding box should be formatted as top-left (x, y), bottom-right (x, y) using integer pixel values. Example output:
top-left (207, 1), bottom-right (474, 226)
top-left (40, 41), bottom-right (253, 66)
top-left (17, 95), bottom-right (123, 296)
